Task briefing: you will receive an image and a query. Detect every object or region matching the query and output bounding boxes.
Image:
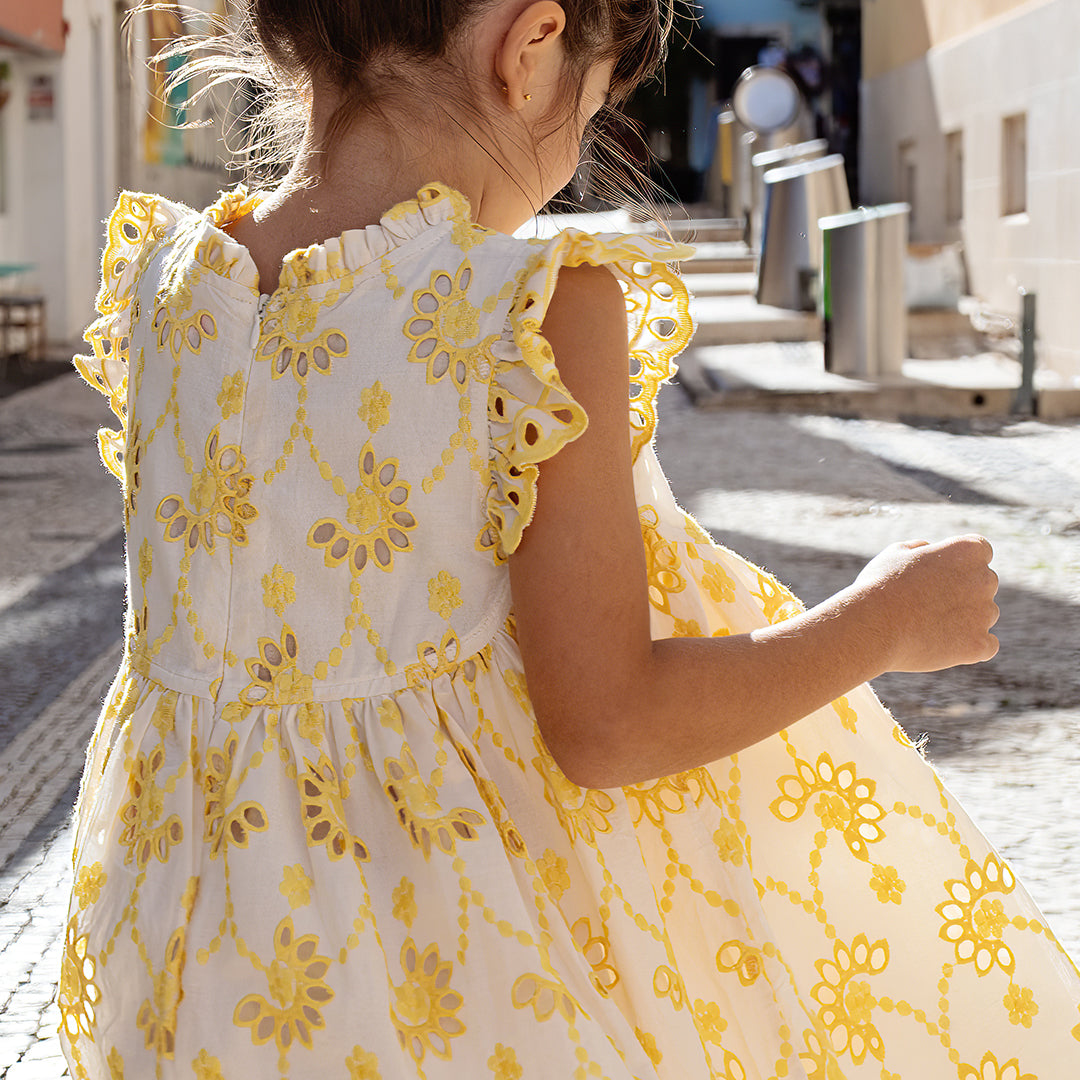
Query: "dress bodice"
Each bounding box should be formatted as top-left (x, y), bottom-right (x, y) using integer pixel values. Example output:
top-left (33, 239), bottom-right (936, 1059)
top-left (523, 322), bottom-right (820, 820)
top-left (77, 183), bottom-right (692, 705)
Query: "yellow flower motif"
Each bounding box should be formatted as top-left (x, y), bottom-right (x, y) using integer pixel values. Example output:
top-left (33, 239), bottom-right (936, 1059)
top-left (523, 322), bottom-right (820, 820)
top-left (427, 570), bottom-right (463, 621)
top-left (346, 1044), bottom-right (383, 1079)
top-left (810, 934), bottom-right (888, 1064)
top-left (256, 299), bottom-right (348, 383)
top-left (639, 504), bottom-right (685, 616)
top-left (383, 745), bottom-right (485, 859)
top-left (536, 849), bottom-right (570, 902)
top-left (832, 696), bottom-right (858, 733)
top-left (1004, 983), bottom-right (1039, 1028)
top-left (957, 1051), bottom-right (1035, 1080)
top-left (869, 864), bottom-right (905, 904)
top-left (107, 1047), bottom-right (125, 1080)
top-left (118, 745), bottom-right (184, 870)
top-left (192, 1049), bottom-right (225, 1080)
top-left (571, 916), bottom-right (618, 995)
top-left (392, 878), bottom-right (417, 927)
top-left (532, 735), bottom-right (616, 845)
top-left (217, 371), bottom-right (245, 419)
top-left (716, 940), bottom-right (765, 986)
top-left (693, 999), bottom-right (728, 1045)
top-left (405, 261), bottom-right (481, 389)
top-left (280, 864), bottom-right (313, 909)
top-left (151, 297), bottom-right (217, 361)
top-left (713, 818), bottom-right (745, 865)
top-left (634, 1028), bottom-right (662, 1066)
top-left (156, 431), bottom-right (258, 553)
top-left (202, 731), bottom-right (268, 859)
top-left (73, 862), bottom-right (106, 909)
top-left (936, 853), bottom-right (1017, 976)
top-left (672, 617), bottom-right (703, 637)
top-left (240, 624), bottom-right (312, 706)
top-left (297, 701), bottom-right (326, 744)
top-left (378, 698), bottom-right (404, 733)
top-left (234, 916), bottom-right (335, 1052)
top-left (771, 752), bottom-right (886, 862)
top-left (390, 939), bottom-right (466, 1063)
top-left (625, 768), bottom-right (718, 828)
top-left (299, 754), bottom-right (370, 865)
top-left (488, 1043), bottom-right (522, 1079)
top-left (262, 564), bottom-right (296, 617)
top-left (701, 562), bottom-right (737, 604)
top-left (358, 380), bottom-right (392, 433)
top-left (511, 972), bottom-right (578, 1023)
top-left (750, 570), bottom-right (803, 623)
top-left (58, 916), bottom-right (101, 1042)
top-left (309, 442), bottom-right (416, 575)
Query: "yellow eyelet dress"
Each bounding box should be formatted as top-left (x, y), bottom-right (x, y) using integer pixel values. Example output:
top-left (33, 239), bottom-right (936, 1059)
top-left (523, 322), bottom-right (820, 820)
top-left (61, 183), bottom-right (1080, 1080)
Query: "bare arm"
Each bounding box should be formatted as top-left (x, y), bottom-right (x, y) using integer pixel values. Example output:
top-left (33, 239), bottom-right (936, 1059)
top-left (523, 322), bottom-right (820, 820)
top-left (508, 264), bottom-right (999, 789)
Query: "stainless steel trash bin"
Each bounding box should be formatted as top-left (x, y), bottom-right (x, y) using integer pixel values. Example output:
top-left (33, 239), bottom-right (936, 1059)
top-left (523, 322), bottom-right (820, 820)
top-left (757, 154), bottom-right (851, 311)
top-left (819, 203), bottom-right (910, 378)
top-left (749, 139), bottom-right (827, 252)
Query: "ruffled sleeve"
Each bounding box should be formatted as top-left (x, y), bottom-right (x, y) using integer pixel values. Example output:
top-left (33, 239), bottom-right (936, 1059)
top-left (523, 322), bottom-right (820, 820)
top-left (485, 229), bottom-right (694, 560)
top-left (74, 192), bottom-right (172, 479)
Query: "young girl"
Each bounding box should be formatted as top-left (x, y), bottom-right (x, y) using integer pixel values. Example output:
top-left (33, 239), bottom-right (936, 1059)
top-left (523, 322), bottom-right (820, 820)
top-left (62, 1), bottom-right (1079, 1077)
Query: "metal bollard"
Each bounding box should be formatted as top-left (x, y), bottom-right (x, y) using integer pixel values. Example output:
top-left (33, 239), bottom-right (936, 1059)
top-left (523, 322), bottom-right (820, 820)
top-left (1011, 290), bottom-right (1037, 416)
top-left (757, 154), bottom-right (851, 311)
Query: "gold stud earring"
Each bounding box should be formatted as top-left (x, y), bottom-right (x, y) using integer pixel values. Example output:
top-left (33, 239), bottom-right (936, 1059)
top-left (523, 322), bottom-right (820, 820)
top-left (524, 93), bottom-right (533, 101)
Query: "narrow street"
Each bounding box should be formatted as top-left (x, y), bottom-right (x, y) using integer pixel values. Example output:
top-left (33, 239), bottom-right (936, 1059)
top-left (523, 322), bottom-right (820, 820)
top-left (1, 371), bottom-right (1078, 1078)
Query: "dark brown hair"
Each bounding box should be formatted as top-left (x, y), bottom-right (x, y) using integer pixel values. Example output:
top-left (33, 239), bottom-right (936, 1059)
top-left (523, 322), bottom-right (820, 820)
top-left (151, 0), bottom-right (675, 206)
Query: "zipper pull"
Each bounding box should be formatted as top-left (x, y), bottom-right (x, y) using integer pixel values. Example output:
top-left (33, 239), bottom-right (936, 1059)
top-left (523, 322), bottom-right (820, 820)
top-left (250, 293), bottom-right (269, 350)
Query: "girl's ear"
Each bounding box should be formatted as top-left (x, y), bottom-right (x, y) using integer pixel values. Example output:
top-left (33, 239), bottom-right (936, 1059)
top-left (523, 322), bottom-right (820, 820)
top-left (496, 1), bottom-right (567, 111)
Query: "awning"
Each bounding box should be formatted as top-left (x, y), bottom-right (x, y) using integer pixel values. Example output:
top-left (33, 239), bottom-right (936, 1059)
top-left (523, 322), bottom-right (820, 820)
top-left (0, 0), bottom-right (65, 56)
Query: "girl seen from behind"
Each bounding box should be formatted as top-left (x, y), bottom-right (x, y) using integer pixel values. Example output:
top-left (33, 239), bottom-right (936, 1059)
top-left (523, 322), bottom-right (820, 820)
top-left (63, 1), bottom-right (1080, 1077)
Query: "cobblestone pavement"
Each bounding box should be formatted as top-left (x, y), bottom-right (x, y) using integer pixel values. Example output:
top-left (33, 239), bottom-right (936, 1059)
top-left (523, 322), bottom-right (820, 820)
top-left (1, 373), bottom-right (1078, 1079)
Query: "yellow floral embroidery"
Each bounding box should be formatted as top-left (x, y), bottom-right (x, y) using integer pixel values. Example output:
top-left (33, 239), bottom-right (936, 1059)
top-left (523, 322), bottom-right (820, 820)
top-left (309, 442), bottom-right (416, 575)
top-left (634, 1028), bottom-right (662, 1066)
top-left (280, 864), bottom-right (314, 909)
top-left (701, 561), bottom-right (737, 605)
top-left (488, 1043), bottom-right (523, 1079)
top-left (217, 371), bottom-right (245, 418)
top-left (234, 916), bottom-right (335, 1052)
top-left (151, 297), bottom-right (217, 362)
top-left (716, 940), bottom-right (765, 986)
top-left (257, 299), bottom-right (348, 383)
top-left (672, 618), bottom-right (703, 637)
top-left (536, 849), bottom-right (570, 901)
top-left (511, 973), bottom-right (577, 1023)
top-left (870, 864), bottom-right (905, 904)
top-left (192, 1049), bottom-right (225, 1080)
top-left (692, 999), bottom-right (728, 1045)
top-left (107, 1047), bottom-right (125, 1079)
top-left (73, 862), bottom-right (106, 908)
top-left (771, 752), bottom-right (886, 862)
top-left (240, 624), bottom-right (312, 706)
top-left (390, 940), bottom-right (466, 1062)
top-left (383, 745), bottom-right (485, 859)
top-left (713, 819), bottom-right (746, 865)
top-left (261, 563), bottom-right (296, 618)
top-left (405, 261), bottom-right (481, 389)
top-left (936, 853), bottom-right (1017, 976)
top-left (1004, 983), bottom-right (1039, 1028)
top-left (118, 745), bottom-right (184, 870)
top-left (572, 916), bottom-right (619, 995)
top-left (156, 432), bottom-right (258, 553)
top-left (392, 877), bottom-right (417, 927)
top-left (299, 753), bottom-right (370, 865)
top-left (346, 1044), bottom-right (383, 1079)
top-left (427, 570), bottom-right (463, 620)
top-left (957, 1051), bottom-right (1035, 1080)
top-left (136, 888), bottom-right (195, 1062)
top-left (202, 731), bottom-right (268, 858)
top-left (58, 916), bottom-right (101, 1042)
top-left (810, 934), bottom-right (888, 1064)
top-left (122, 418), bottom-right (144, 529)
top-left (751, 570), bottom-right (804, 623)
top-left (358, 380), bottom-right (392, 433)
top-left (625, 768), bottom-right (718, 828)
top-left (639, 505), bottom-right (685, 616)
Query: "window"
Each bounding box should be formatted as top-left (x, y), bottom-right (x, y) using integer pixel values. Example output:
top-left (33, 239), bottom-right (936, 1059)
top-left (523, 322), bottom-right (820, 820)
top-left (1002, 112), bottom-right (1027, 216)
top-left (945, 130), bottom-right (964, 225)
top-left (898, 139), bottom-right (917, 229)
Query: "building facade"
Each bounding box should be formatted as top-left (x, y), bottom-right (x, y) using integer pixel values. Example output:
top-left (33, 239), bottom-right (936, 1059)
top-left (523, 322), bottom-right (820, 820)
top-left (861, 0), bottom-right (1080, 381)
top-left (0, 0), bottom-right (231, 349)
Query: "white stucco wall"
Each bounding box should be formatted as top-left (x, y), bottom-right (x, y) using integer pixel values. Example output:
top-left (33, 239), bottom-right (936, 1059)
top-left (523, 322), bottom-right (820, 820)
top-left (861, 0), bottom-right (1080, 381)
